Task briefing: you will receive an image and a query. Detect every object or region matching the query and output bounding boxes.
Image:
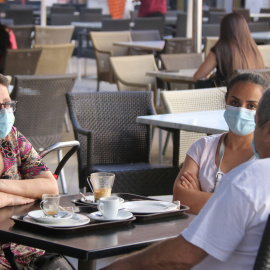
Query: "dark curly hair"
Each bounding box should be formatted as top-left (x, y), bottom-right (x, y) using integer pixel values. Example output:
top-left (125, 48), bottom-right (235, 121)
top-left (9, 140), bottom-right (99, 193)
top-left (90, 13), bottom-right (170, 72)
top-left (0, 23), bottom-right (11, 58)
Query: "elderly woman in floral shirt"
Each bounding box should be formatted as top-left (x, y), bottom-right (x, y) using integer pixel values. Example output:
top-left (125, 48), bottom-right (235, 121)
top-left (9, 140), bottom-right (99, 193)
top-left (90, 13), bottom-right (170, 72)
top-left (0, 74), bottom-right (58, 269)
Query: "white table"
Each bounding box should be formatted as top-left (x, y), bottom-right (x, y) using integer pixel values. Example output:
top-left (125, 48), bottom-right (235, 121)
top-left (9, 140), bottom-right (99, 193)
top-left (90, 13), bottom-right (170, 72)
top-left (71, 21), bottom-right (102, 30)
top-left (251, 31), bottom-right (270, 43)
top-left (250, 13), bottom-right (270, 20)
top-left (113, 41), bottom-right (165, 52)
top-left (137, 110), bottom-right (228, 166)
top-left (147, 69), bottom-right (197, 89)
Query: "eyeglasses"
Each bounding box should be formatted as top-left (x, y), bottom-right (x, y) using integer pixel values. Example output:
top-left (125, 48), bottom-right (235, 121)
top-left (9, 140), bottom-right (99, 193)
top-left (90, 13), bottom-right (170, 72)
top-left (0, 101), bottom-right (17, 113)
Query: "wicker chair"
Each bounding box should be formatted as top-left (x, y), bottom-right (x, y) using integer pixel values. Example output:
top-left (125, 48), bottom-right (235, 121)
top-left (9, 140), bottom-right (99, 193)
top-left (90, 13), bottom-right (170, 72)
top-left (130, 30), bottom-right (161, 41)
top-left (133, 17), bottom-right (164, 37)
top-left (0, 19), bottom-right (14, 26)
top-left (161, 88), bottom-right (226, 164)
top-left (259, 8), bottom-right (270, 24)
top-left (10, 25), bottom-right (34, 49)
top-left (253, 214), bottom-right (270, 270)
top-left (130, 30), bottom-right (161, 55)
top-left (5, 9), bottom-right (34, 25)
top-left (258, 45), bottom-right (270, 68)
top-left (90, 31), bottom-right (131, 91)
top-left (248, 22), bottom-right (270, 33)
top-left (174, 12), bottom-right (187, 37)
top-left (110, 54), bottom-right (159, 106)
top-left (11, 74), bottom-right (76, 193)
top-left (50, 6), bottom-right (75, 14)
top-left (163, 38), bottom-right (193, 54)
top-left (3, 48), bottom-right (42, 84)
top-left (33, 43), bottom-right (75, 75)
top-left (208, 12), bottom-right (227, 24)
top-left (160, 53), bottom-right (203, 90)
top-left (50, 14), bottom-right (80, 26)
top-left (160, 53), bottom-right (203, 71)
top-left (233, 8), bottom-right (251, 22)
top-left (235, 69), bottom-right (270, 82)
top-left (202, 24), bottom-right (220, 38)
top-left (80, 13), bottom-right (102, 22)
top-left (203, 37), bottom-right (218, 57)
top-left (101, 18), bottom-right (131, 31)
top-left (34, 26), bottom-right (75, 45)
top-left (66, 91), bottom-right (180, 194)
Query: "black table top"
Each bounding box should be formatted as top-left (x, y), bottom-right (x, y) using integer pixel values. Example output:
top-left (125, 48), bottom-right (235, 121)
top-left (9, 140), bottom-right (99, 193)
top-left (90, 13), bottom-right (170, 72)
top-left (0, 194), bottom-right (195, 261)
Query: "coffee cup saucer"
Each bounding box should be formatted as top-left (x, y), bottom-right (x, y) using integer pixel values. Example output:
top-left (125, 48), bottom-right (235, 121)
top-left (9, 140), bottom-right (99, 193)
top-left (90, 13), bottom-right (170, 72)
top-left (88, 210), bottom-right (133, 222)
top-left (27, 210), bottom-right (73, 224)
top-left (81, 195), bottom-right (124, 206)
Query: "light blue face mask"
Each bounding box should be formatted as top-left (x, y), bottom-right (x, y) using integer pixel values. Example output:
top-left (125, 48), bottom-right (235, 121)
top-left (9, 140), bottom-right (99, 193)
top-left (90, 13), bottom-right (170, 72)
top-left (223, 105), bottom-right (256, 136)
top-left (0, 108), bottom-right (14, 139)
top-left (252, 137), bottom-right (259, 159)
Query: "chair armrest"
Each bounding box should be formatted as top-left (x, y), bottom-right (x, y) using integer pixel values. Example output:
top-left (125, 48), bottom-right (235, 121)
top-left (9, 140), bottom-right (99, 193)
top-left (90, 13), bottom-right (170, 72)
top-left (39, 141), bottom-right (80, 178)
top-left (116, 77), bottom-right (151, 91)
top-left (165, 26), bottom-right (176, 34)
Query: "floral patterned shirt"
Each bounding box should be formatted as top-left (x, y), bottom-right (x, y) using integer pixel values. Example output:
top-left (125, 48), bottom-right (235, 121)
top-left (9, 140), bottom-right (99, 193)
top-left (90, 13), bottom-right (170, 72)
top-left (0, 127), bottom-right (49, 269)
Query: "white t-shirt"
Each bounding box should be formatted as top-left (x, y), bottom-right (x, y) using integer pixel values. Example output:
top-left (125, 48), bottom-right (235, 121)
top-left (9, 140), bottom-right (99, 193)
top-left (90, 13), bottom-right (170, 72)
top-left (187, 134), bottom-right (255, 193)
top-left (182, 158), bottom-right (270, 270)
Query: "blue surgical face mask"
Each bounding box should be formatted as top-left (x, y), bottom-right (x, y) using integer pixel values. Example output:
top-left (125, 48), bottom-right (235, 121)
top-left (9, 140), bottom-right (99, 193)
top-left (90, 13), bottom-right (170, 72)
top-left (252, 136), bottom-right (259, 159)
top-left (0, 108), bottom-right (14, 139)
top-left (224, 105), bottom-right (256, 136)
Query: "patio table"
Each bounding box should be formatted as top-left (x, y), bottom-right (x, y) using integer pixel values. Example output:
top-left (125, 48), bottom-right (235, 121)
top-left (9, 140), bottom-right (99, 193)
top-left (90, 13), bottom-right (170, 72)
top-left (251, 31), bottom-right (270, 44)
top-left (0, 194), bottom-right (195, 270)
top-left (137, 110), bottom-right (228, 165)
top-left (146, 69), bottom-right (197, 89)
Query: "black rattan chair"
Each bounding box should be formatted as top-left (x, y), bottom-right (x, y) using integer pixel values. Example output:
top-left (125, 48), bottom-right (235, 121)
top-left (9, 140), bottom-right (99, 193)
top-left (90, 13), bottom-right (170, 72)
top-left (3, 48), bottom-right (42, 84)
top-left (5, 9), bottom-right (34, 25)
top-left (11, 74), bottom-right (77, 193)
top-left (66, 91), bottom-right (180, 194)
top-left (163, 38), bottom-right (193, 54)
top-left (133, 17), bottom-right (164, 37)
top-left (101, 18), bottom-right (131, 31)
top-left (10, 25), bottom-right (35, 49)
top-left (253, 214), bottom-right (270, 270)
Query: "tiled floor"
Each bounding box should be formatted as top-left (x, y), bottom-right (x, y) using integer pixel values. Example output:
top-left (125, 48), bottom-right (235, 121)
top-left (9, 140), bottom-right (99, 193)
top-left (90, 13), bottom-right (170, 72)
top-left (41, 57), bottom-right (174, 269)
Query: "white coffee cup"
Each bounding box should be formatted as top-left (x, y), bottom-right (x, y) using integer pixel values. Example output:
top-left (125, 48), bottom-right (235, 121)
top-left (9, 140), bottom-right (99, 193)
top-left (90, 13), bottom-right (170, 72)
top-left (97, 196), bottom-right (119, 219)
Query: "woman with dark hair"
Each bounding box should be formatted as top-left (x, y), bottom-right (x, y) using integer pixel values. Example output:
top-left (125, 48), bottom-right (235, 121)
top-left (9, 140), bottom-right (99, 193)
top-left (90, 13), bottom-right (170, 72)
top-left (193, 12), bottom-right (264, 87)
top-left (173, 72), bottom-right (269, 214)
top-left (0, 24), bottom-right (17, 73)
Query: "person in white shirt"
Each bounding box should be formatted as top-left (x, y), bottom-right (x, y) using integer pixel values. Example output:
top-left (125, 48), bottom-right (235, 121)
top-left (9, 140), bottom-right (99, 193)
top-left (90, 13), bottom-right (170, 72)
top-left (173, 72), bottom-right (269, 214)
top-left (101, 86), bottom-right (270, 270)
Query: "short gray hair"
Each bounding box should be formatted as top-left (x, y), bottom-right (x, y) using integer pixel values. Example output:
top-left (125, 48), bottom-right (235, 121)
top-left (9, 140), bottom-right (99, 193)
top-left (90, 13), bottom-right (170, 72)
top-left (0, 74), bottom-right (9, 88)
top-left (257, 88), bottom-right (270, 128)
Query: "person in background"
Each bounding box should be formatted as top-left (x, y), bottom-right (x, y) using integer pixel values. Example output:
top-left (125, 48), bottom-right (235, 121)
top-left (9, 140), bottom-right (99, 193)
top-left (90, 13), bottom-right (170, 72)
top-left (101, 86), bottom-right (270, 270)
top-left (193, 12), bottom-right (264, 87)
top-left (173, 72), bottom-right (269, 214)
top-left (134, 0), bottom-right (167, 17)
top-left (0, 74), bottom-right (58, 268)
top-left (0, 23), bottom-right (17, 73)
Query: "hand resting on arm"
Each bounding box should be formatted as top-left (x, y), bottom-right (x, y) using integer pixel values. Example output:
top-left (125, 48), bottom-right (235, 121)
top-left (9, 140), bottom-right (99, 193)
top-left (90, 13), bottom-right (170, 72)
top-left (0, 171), bottom-right (58, 201)
top-left (0, 191), bottom-right (34, 208)
top-left (173, 155), bottom-right (212, 215)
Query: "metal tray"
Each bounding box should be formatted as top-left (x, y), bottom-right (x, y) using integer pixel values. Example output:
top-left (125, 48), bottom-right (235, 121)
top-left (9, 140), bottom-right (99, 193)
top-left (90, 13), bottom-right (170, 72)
top-left (72, 193), bottom-right (189, 221)
top-left (11, 206), bottom-right (136, 236)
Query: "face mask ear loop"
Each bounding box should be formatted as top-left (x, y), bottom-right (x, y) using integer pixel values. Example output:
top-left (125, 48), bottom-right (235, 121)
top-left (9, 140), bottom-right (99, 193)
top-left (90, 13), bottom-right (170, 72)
top-left (214, 133), bottom-right (227, 192)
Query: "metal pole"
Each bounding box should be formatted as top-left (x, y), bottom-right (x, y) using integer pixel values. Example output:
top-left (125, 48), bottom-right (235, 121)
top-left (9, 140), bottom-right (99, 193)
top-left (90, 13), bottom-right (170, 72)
top-left (186, 0), bottom-right (193, 38)
top-left (40, 0), bottom-right (46, 26)
top-left (192, 0), bottom-right (202, 53)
